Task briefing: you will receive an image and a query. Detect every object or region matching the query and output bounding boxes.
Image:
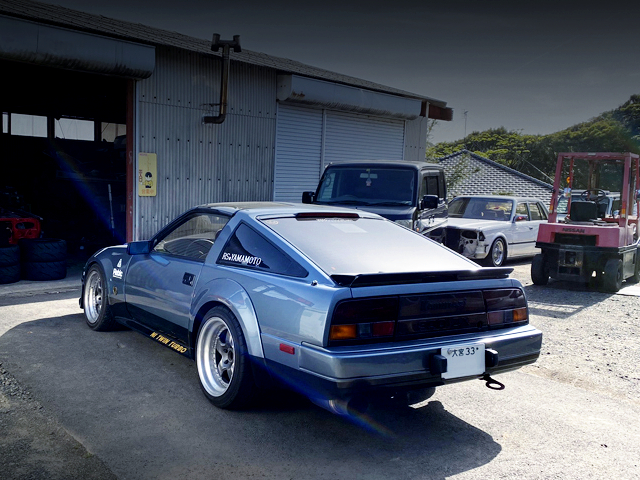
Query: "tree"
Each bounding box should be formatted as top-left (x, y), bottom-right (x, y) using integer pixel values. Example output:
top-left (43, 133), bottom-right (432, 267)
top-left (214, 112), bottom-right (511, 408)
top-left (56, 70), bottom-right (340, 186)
top-left (426, 94), bottom-right (640, 183)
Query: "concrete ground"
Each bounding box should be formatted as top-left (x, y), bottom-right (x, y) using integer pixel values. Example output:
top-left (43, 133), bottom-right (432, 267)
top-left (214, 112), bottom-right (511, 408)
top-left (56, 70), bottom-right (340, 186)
top-left (1, 260), bottom-right (639, 480)
top-left (0, 262), bottom-right (118, 479)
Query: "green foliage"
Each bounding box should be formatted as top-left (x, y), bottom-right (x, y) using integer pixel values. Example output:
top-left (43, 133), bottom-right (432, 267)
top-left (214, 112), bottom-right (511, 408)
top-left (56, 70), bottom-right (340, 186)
top-left (427, 94), bottom-right (640, 182)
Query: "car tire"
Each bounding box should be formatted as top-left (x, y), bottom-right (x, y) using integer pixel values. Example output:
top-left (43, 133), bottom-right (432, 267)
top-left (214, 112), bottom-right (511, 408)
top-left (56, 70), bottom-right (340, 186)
top-left (531, 254), bottom-right (549, 285)
top-left (0, 264), bottom-right (20, 284)
top-left (0, 245), bottom-right (20, 267)
top-left (196, 306), bottom-right (256, 409)
top-left (602, 258), bottom-right (623, 293)
top-left (19, 238), bottom-right (67, 263)
top-left (83, 264), bottom-right (117, 331)
top-left (21, 260), bottom-right (67, 281)
top-left (484, 238), bottom-right (506, 267)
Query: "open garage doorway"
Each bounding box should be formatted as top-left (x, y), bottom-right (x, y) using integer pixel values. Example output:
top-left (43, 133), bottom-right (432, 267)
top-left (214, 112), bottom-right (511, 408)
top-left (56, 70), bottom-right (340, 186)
top-left (0, 60), bottom-right (128, 257)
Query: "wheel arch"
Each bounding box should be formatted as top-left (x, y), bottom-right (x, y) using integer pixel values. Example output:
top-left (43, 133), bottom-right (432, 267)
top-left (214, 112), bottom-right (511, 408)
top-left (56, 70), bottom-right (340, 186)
top-left (190, 278), bottom-right (264, 359)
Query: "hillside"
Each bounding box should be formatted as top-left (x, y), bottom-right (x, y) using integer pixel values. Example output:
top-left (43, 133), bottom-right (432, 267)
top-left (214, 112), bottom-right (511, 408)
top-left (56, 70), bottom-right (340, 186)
top-left (427, 94), bottom-right (640, 182)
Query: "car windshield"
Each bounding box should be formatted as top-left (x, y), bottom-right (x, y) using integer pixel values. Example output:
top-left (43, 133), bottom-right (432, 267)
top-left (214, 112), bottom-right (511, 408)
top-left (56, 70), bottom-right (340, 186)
top-left (261, 216), bottom-right (475, 275)
top-left (315, 166), bottom-right (416, 206)
top-left (448, 198), bottom-right (513, 221)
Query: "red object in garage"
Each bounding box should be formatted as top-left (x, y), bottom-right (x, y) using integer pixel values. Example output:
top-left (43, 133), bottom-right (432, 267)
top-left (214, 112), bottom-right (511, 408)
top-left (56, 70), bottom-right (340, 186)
top-left (0, 211), bottom-right (42, 245)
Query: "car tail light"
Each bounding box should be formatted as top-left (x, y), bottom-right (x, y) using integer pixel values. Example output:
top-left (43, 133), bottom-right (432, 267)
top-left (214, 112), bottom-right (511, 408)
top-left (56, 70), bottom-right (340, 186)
top-left (328, 289), bottom-right (528, 345)
top-left (483, 289), bottom-right (528, 327)
top-left (329, 298), bottom-right (398, 343)
top-left (329, 324), bottom-right (357, 340)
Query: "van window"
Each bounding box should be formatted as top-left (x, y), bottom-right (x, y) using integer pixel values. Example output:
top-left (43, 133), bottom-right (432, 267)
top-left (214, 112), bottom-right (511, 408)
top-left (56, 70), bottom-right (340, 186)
top-left (423, 175), bottom-right (439, 197)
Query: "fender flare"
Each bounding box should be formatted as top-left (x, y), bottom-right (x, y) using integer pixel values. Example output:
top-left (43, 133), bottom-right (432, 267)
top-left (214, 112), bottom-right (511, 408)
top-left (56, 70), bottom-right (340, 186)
top-left (190, 278), bottom-right (264, 358)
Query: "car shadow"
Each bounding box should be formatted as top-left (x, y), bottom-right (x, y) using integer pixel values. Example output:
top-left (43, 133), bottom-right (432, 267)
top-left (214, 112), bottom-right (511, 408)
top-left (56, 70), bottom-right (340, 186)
top-left (0, 313), bottom-right (502, 480)
top-left (523, 281), bottom-right (613, 320)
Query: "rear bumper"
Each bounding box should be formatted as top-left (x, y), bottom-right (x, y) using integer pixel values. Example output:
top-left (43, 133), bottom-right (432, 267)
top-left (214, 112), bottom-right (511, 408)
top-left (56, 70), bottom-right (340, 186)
top-left (267, 325), bottom-right (542, 399)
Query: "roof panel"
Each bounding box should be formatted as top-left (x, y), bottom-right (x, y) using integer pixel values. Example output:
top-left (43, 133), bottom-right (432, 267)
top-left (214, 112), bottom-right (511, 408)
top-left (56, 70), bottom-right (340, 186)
top-left (0, 0), bottom-right (449, 108)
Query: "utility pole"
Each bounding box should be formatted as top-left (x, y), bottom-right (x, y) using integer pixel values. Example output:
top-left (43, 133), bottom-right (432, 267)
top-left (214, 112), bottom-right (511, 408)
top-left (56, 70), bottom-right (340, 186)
top-left (463, 110), bottom-right (468, 139)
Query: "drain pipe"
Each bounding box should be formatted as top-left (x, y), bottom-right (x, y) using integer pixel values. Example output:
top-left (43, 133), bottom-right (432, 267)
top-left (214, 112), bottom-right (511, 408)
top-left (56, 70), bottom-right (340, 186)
top-left (203, 34), bottom-right (241, 125)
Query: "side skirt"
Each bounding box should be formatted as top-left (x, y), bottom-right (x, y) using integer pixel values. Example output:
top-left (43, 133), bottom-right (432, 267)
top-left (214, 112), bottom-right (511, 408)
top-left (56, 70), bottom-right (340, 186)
top-left (115, 316), bottom-right (192, 358)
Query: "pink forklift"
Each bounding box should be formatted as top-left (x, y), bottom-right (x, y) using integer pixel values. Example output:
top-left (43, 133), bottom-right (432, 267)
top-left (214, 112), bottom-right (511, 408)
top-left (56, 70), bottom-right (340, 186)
top-left (532, 152), bottom-right (640, 292)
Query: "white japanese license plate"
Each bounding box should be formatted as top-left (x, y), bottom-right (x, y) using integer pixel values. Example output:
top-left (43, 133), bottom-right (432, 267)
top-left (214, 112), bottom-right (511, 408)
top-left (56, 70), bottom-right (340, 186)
top-left (441, 343), bottom-right (485, 379)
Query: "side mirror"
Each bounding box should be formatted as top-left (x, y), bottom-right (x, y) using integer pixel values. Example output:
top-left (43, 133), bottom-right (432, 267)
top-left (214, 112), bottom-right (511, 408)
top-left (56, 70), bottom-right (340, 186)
top-left (127, 240), bottom-right (150, 255)
top-left (420, 195), bottom-right (439, 210)
top-left (301, 191), bottom-right (315, 204)
top-left (514, 215), bottom-right (528, 222)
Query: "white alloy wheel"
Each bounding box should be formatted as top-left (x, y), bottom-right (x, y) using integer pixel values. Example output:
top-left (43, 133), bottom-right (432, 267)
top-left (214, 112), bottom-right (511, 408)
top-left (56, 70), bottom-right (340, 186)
top-left (489, 238), bottom-right (506, 267)
top-left (197, 316), bottom-right (236, 397)
top-left (84, 268), bottom-right (104, 325)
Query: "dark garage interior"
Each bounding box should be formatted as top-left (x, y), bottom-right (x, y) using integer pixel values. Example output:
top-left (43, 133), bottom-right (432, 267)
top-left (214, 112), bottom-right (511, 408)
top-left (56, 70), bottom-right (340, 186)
top-left (1, 59), bottom-right (128, 255)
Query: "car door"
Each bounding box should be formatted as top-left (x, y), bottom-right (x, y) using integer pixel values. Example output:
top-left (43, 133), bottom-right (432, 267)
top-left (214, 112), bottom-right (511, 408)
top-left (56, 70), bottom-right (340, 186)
top-left (511, 202), bottom-right (535, 256)
top-left (125, 211), bottom-right (230, 342)
top-left (526, 202), bottom-right (548, 255)
top-left (417, 171), bottom-right (448, 232)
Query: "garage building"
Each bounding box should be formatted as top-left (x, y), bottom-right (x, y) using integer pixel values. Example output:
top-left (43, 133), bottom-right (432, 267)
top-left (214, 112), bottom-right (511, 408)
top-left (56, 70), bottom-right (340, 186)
top-left (0, 0), bottom-right (452, 250)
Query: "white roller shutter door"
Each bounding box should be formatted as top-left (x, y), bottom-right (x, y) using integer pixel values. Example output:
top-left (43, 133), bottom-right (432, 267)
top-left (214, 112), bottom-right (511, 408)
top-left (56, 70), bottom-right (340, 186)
top-left (324, 111), bottom-right (405, 166)
top-left (274, 106), bottom-right (406, 202)
top-left (274, 105), bottom-right (323, 202)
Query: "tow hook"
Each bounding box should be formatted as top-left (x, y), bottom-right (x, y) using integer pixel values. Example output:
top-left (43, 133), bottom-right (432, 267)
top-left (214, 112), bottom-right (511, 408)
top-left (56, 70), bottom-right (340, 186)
top-left (481, 374), bottom-right (505, 390)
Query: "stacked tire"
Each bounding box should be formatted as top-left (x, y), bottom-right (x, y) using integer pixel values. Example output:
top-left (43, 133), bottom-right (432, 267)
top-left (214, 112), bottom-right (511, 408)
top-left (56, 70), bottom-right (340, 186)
top-left (19, 239), bottom-right (67, 281)
top-left (0, 244), bottom-right (20, 284)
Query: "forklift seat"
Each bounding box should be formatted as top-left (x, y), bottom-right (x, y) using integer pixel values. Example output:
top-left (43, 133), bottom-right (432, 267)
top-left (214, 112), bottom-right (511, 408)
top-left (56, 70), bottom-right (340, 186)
top-left (570, 201), bottom-right (597, 222)
top-left (596, 201), bottom-right (608, 218)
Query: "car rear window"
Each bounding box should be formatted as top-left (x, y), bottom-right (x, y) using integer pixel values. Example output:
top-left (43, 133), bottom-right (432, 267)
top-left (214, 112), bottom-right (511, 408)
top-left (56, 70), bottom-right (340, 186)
top-left (218, 223), bottom-right (308, 277)
top-left (261, 216), bottom-right (475, 275)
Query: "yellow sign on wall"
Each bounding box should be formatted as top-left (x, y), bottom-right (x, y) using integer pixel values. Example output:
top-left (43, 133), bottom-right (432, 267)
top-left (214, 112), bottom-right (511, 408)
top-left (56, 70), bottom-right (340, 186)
top-left (138, 153), bottom-right (157, 197)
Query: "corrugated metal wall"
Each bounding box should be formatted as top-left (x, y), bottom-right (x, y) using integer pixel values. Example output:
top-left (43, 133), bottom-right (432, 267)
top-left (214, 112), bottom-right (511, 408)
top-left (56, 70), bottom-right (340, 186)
top-left (136, 47), bottom-right (277, 239)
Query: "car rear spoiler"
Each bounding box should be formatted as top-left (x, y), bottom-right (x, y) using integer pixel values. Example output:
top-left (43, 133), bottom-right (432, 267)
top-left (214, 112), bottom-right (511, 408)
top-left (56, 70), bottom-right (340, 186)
top-left (330, 268), bottom-right (513, 288)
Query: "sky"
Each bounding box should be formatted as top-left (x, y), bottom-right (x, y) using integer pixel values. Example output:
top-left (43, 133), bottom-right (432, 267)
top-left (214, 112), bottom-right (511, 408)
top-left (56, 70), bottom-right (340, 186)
top-left (44, 0), bottom-right (640, 143)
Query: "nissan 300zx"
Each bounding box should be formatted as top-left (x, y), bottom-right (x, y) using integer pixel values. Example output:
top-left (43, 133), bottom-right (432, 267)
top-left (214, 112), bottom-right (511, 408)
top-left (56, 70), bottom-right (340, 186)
top-left (80, 202), bottom-right (542, 413)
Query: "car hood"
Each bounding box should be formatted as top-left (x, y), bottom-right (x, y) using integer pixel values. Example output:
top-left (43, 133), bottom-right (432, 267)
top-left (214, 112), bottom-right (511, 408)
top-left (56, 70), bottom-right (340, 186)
top-left (446, 217), bottom-right (510, 230)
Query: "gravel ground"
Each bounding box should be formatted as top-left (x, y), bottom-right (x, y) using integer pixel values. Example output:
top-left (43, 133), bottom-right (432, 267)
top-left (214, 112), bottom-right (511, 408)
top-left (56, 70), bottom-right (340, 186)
top-left (511, 260), bottom-right (640, 404)
top-left (0, 362), bottom-right (116, 479)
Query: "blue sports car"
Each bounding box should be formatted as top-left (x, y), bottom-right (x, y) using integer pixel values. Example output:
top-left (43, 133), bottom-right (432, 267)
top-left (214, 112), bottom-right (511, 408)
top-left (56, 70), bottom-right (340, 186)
top-left (80, 202), bottom-right (542, 413)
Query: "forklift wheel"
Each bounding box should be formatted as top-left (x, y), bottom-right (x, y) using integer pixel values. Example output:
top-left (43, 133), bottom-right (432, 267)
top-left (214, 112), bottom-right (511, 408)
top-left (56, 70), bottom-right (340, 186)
top-left (602, 258), bottom-right (622, 293)
top-left (531, 254), bottom-right (549, 285)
